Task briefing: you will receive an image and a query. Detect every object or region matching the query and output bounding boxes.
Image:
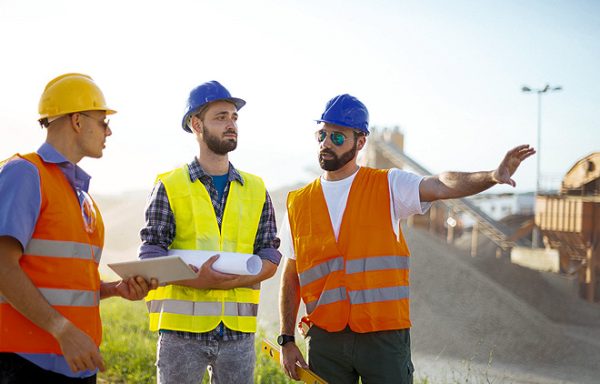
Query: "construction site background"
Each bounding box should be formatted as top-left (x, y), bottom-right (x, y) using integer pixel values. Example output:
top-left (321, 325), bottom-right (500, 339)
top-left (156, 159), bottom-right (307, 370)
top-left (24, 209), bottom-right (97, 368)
top-left (95, 131), bottom-right (600, 383)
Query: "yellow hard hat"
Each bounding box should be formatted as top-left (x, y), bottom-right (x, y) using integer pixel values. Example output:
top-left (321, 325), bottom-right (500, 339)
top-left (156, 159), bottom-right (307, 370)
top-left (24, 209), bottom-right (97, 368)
top-left (38, 73), bottom-right (117, 121)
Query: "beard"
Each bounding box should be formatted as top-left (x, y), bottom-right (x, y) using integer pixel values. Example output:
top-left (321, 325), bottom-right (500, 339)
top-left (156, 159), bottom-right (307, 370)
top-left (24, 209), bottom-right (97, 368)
top-left (319, 140), bottom-right (358, 171)
top-left (203, 126), bottom-right (237, 155)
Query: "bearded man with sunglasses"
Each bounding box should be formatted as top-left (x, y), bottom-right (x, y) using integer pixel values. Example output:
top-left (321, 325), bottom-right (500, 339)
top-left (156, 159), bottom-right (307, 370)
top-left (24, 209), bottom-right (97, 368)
top-left (278, 94), bottom-right (535, 384)
top-left (0, 73), bottom-right (158, 383)
top-left (139, 81), bottom-right (281, 384)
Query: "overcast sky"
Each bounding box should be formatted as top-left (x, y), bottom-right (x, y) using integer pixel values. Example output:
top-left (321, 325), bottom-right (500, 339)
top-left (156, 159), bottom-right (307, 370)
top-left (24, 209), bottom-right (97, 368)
top-left (0, 0), bottom-right (598, 195)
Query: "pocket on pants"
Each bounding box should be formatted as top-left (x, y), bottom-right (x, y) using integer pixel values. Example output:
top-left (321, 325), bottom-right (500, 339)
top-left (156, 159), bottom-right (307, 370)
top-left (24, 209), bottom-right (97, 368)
top-left (407, 359), bottom-right (415, 382)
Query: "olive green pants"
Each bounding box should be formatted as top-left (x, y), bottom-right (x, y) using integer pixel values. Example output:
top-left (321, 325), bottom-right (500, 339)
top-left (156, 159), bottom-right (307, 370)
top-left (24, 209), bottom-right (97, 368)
top-left (307, 326), bottom-right (414, 384)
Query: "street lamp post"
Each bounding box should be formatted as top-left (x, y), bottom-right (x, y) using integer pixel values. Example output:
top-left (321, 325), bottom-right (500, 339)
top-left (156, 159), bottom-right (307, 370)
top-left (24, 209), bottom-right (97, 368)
top-left (521, 84), bottom-right (562, 247)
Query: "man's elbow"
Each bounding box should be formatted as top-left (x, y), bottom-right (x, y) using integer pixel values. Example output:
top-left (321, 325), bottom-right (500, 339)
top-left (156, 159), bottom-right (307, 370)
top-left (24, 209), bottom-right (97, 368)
top-left (420, 176), bottom-right (452, 202)
top-left (261, 261), bottom-right (278, 280)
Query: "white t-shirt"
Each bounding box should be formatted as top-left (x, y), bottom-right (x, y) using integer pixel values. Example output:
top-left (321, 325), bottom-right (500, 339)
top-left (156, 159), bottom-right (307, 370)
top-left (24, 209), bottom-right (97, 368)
top-left (279, 167), bottom-right (430, 259)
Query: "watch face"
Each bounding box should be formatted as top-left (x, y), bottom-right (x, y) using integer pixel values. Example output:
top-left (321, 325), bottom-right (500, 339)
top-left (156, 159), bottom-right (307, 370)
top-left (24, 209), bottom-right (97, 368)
top-left (277, 335), bottom-right (294, 346)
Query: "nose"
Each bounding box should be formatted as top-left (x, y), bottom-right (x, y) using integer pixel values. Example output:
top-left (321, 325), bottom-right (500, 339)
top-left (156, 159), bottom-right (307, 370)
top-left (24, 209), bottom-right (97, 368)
top-left (105, 126), bottom-right (113, 137)
top-left (320, 134), bottom-right (333, 149)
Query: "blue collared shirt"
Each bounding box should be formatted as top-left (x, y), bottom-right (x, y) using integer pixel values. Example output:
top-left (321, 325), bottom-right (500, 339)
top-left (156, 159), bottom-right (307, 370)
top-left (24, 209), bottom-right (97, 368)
top-left (0, 142), bottom-right (95, 378)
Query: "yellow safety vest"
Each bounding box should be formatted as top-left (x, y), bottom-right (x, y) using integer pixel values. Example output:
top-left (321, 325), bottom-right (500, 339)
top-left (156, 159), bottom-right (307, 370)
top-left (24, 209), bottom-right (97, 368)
top-left (145, 164), bottom-right (266, 333)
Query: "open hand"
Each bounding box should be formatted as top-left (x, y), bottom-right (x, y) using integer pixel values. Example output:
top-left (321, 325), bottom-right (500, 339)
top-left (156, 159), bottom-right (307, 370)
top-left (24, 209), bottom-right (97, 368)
top-left (492, 144), bottom-right (536, 187)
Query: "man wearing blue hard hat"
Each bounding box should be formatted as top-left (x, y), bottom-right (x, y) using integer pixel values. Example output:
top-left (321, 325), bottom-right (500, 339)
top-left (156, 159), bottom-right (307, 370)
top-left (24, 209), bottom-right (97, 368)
top-left (138, 81), bottom-right (281, 383)
top-left (278, 94), bottom-right (535, 383)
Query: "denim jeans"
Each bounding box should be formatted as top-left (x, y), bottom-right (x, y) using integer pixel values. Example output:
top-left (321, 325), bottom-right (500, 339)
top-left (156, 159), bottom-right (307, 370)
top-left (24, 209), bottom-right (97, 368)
top-left (156, 331), bottom-right (255, 384)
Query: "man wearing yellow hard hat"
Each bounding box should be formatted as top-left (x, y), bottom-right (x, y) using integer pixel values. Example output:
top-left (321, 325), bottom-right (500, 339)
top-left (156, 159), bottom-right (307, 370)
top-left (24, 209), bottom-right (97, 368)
top-left (0, 73), bottom-right (158, 383)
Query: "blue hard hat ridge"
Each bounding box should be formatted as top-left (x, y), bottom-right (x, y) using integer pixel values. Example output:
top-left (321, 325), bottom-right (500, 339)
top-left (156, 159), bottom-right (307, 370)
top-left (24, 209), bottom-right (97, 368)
top-left (316, 94), bottom-right (370, 134)
top-left (181, 80), bottom-right (246, 132)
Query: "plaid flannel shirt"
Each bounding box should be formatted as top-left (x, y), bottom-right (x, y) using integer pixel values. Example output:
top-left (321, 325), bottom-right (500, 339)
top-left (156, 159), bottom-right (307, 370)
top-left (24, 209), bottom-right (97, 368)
top-left (139, 158), bottom-right (281, 341)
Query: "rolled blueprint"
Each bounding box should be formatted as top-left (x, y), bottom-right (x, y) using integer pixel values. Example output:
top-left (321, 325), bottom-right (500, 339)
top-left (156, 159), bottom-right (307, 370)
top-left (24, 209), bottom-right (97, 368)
top-left (168, 249), bottom-right (262, 275)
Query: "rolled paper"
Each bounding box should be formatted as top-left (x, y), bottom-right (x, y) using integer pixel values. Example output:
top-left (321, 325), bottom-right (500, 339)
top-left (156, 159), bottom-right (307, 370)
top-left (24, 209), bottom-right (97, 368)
top-left (168, 249), bottom-right (262, 275)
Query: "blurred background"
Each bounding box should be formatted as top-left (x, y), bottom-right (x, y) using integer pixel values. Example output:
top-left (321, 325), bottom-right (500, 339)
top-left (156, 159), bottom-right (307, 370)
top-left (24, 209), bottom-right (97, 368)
top-left (1, 1), bottom-right (599, 383)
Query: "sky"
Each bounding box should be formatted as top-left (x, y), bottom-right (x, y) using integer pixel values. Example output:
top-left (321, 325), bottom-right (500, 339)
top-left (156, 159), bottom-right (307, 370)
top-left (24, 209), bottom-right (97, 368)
top-left (0, 0), bottom-right (598, 195)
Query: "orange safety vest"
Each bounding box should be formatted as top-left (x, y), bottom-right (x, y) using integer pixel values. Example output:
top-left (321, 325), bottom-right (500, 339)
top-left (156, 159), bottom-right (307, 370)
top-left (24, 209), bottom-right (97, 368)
top-left (0, 153), bottom-right (103, 354)
top-left (288, 167), bottom-right (412, 333)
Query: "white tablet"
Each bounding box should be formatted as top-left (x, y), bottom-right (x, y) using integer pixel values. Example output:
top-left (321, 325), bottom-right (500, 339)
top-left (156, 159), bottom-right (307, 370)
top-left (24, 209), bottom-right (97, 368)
top-left (107, 256), bottom-right (197, 284)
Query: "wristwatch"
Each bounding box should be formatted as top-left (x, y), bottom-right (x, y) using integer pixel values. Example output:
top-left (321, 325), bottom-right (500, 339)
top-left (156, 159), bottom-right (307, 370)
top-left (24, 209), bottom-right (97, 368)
top-left (277, 334), bottom-right (295, 346)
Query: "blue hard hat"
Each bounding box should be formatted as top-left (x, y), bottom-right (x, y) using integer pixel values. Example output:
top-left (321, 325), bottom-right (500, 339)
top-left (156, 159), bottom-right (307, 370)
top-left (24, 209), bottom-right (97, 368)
top-left (316, 94), bottom-right (369, 135)
top-left (181, 81), bottom-right (246, 132)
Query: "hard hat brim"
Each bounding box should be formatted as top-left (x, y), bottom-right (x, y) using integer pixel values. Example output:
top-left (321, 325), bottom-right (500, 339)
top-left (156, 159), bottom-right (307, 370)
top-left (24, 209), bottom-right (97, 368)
top-left (315, 119), bottom-right (370, 134)
top-left (39, 107), bottom-right (117, 121)
top-left (182, 97), bottom-right (246, 133)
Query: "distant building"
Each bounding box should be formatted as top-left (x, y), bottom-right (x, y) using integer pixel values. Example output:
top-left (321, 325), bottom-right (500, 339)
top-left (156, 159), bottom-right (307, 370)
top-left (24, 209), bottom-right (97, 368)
top-left (536, 152), bottom-right (600, 302)
top-left (460, 192), bottom-right (534, 228)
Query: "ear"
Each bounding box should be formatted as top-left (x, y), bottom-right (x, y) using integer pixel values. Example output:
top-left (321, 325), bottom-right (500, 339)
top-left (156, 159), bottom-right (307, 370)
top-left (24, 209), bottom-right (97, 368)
top-left (69, 113), bottom-right (82, 133)
top-left (190, 115), bottom-right (203, 134)
top-left (357, 135), bottom-right (367, 151)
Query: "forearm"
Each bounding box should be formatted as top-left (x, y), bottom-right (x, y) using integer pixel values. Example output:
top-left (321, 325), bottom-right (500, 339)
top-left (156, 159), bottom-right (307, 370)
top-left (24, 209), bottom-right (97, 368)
top-left (204, 260), bottom-right (277, 290)
top-left (99, 281), bottom-right (119, 299)
top-left (439, 171), bottom-right (496, 196)
top-left (279, 261), bottom-right (301, 335)
top-left (0, 262), bottom-right (69, 339)
top-left (175, 259), bottom-right (277, 290)
top-left (421, 171), bottom-right (496, 201)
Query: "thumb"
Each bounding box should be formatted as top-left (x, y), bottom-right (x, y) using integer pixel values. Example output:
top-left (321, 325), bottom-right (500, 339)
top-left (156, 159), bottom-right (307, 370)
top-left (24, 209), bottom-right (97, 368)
top-left (204, 254), bottom-right (220, 267)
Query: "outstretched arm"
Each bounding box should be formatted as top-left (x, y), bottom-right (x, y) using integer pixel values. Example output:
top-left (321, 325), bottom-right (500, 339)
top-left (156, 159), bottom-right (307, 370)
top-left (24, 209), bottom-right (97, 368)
top-left (419, 145), bottom-right (535, 202)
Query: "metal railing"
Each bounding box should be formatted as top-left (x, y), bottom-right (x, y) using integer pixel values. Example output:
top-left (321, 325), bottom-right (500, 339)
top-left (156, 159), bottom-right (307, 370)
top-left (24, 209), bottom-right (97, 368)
top-left (372, 139), bottom-right (518, 251)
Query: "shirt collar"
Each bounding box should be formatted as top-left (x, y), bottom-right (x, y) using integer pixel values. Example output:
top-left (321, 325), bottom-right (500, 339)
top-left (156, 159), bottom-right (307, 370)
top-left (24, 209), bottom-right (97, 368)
top-left (37, 142), bottom-right (91, 192)
top-left (187, 157), bottom-right (244, 186)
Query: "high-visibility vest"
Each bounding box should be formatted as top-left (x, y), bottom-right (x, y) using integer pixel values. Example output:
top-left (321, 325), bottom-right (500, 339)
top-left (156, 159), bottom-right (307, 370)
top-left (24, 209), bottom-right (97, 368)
top-left (145, 165), bottom-right (266, 333)
top-left (0, 153), bottom-right (103, 354)
top-left (288, 167), bottom-right (412, 333)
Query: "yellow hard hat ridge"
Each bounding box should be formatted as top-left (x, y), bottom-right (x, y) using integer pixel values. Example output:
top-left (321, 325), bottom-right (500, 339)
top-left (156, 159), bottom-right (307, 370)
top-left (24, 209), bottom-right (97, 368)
top-left (38, 73), bottom-right (117, 121)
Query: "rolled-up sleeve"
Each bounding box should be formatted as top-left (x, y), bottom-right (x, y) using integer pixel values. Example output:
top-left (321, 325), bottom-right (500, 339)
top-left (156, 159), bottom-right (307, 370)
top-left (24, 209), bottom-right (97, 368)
top-left (253, 192), bottom-right (282, 265)
top-left (138, 181), bottom-right (173, 259)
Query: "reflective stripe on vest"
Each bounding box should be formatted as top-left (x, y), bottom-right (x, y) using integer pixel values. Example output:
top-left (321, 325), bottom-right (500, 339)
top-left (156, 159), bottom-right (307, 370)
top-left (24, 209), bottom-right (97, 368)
top-left (299, 255), bottom-right (409, 286)
top-left (302, 255), bottom-right (410, 313)
top-left (25, 238), bottom-right (102, 263)
top-left (0, 288), bottom-right (97, 307)
top-left (147, 299), bottom-right (258, 317)
top-left (298, 256), bottom-right (344, 286)
top-left (0, 153), bottom-right (103, 354)
top-left (145, 165), bottom-right (265, 333)
top-left (305, 287), bottom-right (346, 313)
top-left (305, 285), bottom-right (410, 312)
top-left (348, 286), bottom-right (410, 304)
top-left (289, 167), bottom-right (413, 333)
